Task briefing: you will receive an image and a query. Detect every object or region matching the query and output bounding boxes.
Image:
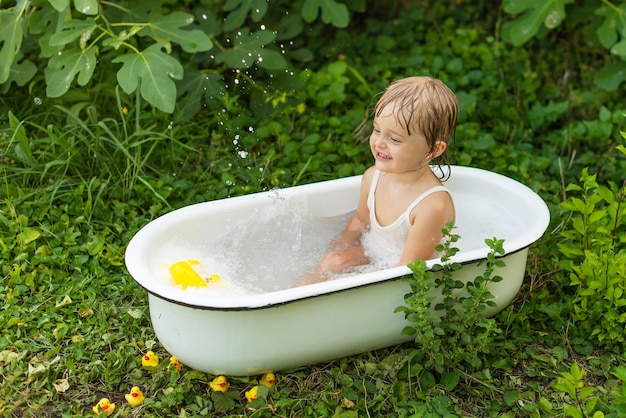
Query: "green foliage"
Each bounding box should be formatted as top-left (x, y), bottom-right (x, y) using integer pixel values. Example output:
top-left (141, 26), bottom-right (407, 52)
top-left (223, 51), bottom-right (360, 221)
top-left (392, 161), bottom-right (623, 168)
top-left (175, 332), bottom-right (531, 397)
top-left (558, 161), bottom-right (626, 349)
top-left (395, 223), bottom-right (504, 374)
top-left (0, 0), bottom-right (364, 114)
top-left (502, 0), bottom-right (626, 90)
top-left (2, 1), bottom-right (626, 416)
top-left (550, 361), bottom-right (626, 417)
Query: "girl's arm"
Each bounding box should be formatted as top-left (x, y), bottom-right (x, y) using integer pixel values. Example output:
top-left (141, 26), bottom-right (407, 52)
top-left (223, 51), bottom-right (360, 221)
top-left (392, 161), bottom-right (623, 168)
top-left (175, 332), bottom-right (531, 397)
top-left (290, 168), bottom-right (374, 286)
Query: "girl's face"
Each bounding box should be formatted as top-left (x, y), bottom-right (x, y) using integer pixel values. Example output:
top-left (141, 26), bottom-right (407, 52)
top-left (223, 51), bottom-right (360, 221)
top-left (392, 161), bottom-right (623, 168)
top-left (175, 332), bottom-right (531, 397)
top-left (369, 108), bottom-right (437, 175)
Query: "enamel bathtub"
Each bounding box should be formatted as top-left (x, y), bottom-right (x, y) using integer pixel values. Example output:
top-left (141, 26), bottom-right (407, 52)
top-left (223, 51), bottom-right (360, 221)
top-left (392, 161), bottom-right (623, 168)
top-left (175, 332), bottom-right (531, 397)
top-left (125, 166), bottom-right (550, 376)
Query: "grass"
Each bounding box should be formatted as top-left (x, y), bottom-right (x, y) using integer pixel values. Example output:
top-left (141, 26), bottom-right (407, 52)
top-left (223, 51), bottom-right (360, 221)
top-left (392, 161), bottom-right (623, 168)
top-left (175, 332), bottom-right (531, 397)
top-left (2, 2), bottom-right (626, 417)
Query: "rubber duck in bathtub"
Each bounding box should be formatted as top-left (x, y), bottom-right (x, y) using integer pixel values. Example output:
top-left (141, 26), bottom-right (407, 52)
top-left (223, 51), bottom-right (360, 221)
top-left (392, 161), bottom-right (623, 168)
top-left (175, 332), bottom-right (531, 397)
top-left (169, 260), bottom-right (220, 289)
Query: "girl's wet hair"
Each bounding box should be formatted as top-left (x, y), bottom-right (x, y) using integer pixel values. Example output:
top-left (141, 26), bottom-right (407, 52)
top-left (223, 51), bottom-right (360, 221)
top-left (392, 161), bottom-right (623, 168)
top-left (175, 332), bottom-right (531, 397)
top-left (374, 76), bottom-right (458, 178)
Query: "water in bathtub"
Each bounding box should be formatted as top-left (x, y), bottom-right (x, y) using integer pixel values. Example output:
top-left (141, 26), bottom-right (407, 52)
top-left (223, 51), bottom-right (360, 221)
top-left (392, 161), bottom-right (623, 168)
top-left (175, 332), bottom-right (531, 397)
top-left (152, 188), bottom-right (523, 294)
top-left (151, 195), bottom-right (352, 294)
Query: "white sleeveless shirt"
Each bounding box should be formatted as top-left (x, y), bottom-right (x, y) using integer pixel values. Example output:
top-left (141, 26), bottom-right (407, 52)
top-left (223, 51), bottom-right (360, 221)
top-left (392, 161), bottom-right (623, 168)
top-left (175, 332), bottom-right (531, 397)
top-left (362, 169), bottom-right (451, 267)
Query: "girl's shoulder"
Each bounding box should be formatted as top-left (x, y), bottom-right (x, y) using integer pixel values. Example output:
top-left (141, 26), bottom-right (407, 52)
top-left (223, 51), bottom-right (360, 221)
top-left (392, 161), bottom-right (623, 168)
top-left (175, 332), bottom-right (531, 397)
top-left (360, 166), bottom-right (377, 190)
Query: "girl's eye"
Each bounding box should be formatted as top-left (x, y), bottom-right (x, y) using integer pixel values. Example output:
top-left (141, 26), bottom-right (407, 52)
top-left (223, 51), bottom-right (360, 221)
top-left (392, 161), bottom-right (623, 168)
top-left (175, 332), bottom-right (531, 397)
top-left (372, 128), bottom-right (380, 134)
top-left (390, 137), bottom-right (401, 143)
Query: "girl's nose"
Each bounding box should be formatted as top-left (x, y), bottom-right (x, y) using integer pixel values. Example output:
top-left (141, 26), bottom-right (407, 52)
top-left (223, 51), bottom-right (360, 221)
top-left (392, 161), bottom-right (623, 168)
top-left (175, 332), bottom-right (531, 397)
top-left (373, 135), bottom-right (386, 147)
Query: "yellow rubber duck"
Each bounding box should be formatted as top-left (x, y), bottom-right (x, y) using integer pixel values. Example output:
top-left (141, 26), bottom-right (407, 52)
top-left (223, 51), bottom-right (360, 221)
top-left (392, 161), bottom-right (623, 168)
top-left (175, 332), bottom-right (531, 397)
top-left (169, 260), bottom-right (208, 289)
top-left (125, 386), bottom-right (145, 408)
top-left (259, 372), bottom-right (276, 388)
top-left (141, 351), bottom-right (159, 368)
top-left (92, 398), bottom-right (115, 416)
top-left (245, 385), bottom-right (259, 402)
top-left (169, 356), bottom-right (183, 371)
top-left (209, 375), bottom-right (230, 392)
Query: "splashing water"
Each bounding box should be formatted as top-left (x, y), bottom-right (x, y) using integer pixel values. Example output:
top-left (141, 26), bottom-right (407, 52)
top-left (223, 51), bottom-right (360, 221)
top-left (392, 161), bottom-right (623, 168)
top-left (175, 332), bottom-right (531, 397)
top-left (153, 197), bottom-right (352, 295)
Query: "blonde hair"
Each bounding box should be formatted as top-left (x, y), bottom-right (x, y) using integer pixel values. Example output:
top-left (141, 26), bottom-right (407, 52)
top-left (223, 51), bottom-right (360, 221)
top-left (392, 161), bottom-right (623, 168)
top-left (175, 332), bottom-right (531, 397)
top-left (375, 76), bottom-right (458, 155)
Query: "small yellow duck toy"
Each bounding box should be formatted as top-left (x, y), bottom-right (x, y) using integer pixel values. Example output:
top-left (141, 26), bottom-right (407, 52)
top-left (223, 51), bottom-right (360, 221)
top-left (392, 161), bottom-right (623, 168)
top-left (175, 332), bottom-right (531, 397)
top-left (168, 356), bottom-right (183, 371)
top-left (92, 397), bottom-right (115, 416)
top-left (141, 351), bottom-right (159, 368)
top-left (245, 385), bottom-right (259, 402)
top-left (125, 386), bottom-right (145, 408)
top-left (259, 372), bottom-right (276, 388)
top-left (169, 260), bottom-right (221, 289)
top-left (209, 375), bottom-right (230, 392)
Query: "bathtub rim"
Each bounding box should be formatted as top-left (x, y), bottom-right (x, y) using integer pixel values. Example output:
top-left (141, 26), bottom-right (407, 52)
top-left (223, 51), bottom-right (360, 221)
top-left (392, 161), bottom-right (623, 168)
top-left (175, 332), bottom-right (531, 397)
top-left (139, 246), bottom-right (530, 312)
top-left (125, 165), bottom-right (550, 310)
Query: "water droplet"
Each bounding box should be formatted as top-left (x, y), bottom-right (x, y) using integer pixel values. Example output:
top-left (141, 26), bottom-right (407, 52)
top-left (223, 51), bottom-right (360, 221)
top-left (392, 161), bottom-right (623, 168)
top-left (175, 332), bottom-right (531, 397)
top-left (238, 150), bottom-right (248, 158)
top-left (260, 24), bottom-right (266, 30)
top-left (248, 126), bottom-right (254, 132)
top-left (202, 13), bottom-right (208, 19)
top-left (234, 79), bottom-right (240, 84)
top-left (167, 121), bottom-right (173, 130)
top-left (33, 97), bottom-right (42, 106)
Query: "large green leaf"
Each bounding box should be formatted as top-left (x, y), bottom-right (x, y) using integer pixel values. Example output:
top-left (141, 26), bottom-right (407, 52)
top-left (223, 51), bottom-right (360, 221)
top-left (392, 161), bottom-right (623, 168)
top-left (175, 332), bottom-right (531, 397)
top-left (502, 0), bottom-right (574, 46)
top-left (139, 10), bottom-right (213, 53)
top-left (215, 29), bottom-right (286, 70)
top-left (48, 18), bottom-right (97, 48)
top-left (48, 0), bottom-right (69, 12)
top-left (0, 0), bottom-right (29, 84)
top-left (112, 43), bottom-right (184, 113)
top-left (301, 0), bottom-right (349, 28)
top-left (45, 46), bottom-right (97, 97)
top-left (176, 70), bottom-right (225, 115)
top-left (194, 8), bottom-right (222, 38)
top-left (30, 5), bottom-right (68, 58)
top-left (222, 0), bottom-right (268, 32)
top-left (595, 2), bottom-right (626, 57)
top-left (0, 52), bottom-right (37, 92)
top-left (74, 0), bottom-right (98, 15)
top-left (594, 61), bottom-right (626, 90)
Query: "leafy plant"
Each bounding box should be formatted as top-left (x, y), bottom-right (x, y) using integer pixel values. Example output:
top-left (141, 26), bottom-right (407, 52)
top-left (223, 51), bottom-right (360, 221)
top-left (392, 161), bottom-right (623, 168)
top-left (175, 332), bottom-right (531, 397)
top-left (501, 0), bottom-right (626, 90)
top-left (558, 161), bottom-right (626, 349)
top-left (552, 362), bottom-right (609, 418)
top-left (395, 223), bottom-right (505, 373)
top-left (0, 0), bottom-right (365, 114)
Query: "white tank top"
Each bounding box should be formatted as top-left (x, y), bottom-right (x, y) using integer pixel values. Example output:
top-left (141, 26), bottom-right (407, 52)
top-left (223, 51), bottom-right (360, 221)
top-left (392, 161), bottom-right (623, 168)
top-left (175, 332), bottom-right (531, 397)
top-left (362, 169), bottom-right (450, 266)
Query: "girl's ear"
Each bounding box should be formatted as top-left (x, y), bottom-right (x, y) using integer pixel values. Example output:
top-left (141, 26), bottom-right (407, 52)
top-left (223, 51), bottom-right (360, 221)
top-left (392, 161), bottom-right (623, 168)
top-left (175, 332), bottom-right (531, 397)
top-left (431, 140), bottom-right (447, 159)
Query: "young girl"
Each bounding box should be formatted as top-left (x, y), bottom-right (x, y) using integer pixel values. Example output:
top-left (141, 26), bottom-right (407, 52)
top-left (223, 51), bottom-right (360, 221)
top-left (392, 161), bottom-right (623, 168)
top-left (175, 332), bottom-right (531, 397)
top-left (293, 76), bottom-right (458, 287)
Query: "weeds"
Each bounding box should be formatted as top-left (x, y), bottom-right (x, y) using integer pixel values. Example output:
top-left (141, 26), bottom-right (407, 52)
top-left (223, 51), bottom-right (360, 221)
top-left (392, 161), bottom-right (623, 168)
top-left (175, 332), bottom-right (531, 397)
top-left (396, 223), bottom-right (504, 374)
top-left (558, 164), bottom-right (626, 349)
top-left (2, 2), bottom-right (626, 416)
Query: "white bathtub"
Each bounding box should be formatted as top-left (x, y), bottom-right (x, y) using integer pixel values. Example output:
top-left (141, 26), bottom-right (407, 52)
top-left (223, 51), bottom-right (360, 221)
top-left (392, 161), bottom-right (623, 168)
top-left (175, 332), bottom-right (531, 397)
top-left (125, 166), bottom-right (550, 376)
